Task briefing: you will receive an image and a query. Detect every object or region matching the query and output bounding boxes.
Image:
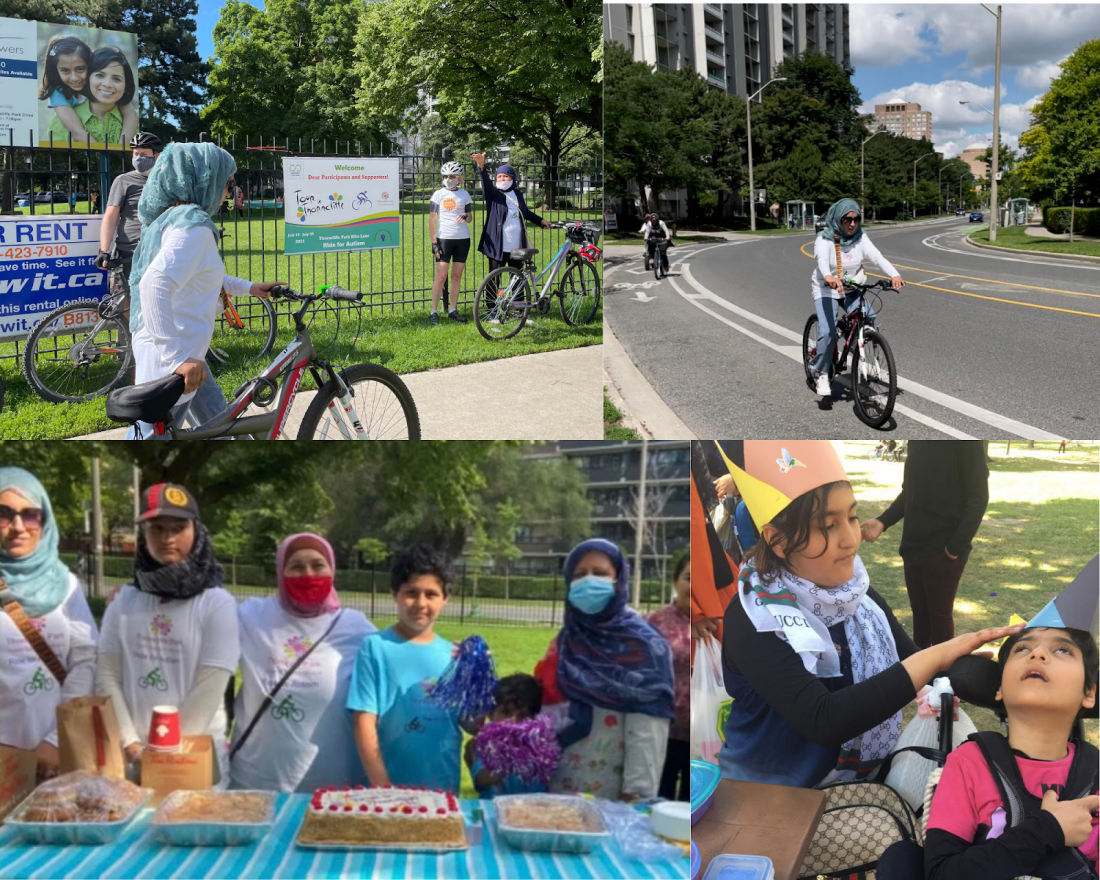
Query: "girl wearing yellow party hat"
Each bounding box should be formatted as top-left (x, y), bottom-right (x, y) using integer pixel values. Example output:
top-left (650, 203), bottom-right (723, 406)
top-left (712, 441), bottom-right (1023, 789)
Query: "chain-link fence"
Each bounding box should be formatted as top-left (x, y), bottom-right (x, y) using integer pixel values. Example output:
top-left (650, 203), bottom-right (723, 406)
top-left (65, 552), bottom-right (671, 628)
top-left (1, 131), bottom-right (602, 361)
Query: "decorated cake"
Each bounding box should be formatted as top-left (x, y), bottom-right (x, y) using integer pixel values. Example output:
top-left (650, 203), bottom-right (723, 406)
top-left (297, 785), bottom-right (467, 849)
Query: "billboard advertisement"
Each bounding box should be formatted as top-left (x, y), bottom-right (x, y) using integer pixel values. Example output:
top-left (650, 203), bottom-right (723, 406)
top-left (0, 17), bottom-right (139, 148)
top-left (0, 216), bottom-right (106, 341)
top-left (281, 157), bottom-right (401, 255)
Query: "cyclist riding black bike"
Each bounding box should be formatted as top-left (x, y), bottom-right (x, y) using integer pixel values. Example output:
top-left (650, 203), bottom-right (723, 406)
top-left (643, 213), bottom-right (672, 274)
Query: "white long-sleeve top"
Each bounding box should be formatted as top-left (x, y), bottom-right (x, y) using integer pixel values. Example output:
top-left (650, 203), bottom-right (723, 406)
top-left (643, 220), bottom-right (671, 240)
top-left (131, 225), bottom-right (253, 403)
top-left (812, 234), bottom-right (899, 300)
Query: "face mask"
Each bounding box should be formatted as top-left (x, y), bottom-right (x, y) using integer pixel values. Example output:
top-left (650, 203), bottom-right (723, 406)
top-left (568, 575), bottom-right (616, 615)
top-left (133, 155), bottom-right (156, 175)
top-left (497, 177), bottom-right (514, 192)
top-left (283, 574), bottom-right (333, 606)
top-left (443, 178), bottom-right (460, 190)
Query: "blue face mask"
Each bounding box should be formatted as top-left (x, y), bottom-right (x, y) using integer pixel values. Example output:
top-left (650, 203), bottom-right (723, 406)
top-left (568, 575), bottom-right (616, 615)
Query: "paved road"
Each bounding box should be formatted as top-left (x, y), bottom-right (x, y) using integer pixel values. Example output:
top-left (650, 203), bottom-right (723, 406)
top-left (605, 219), bottom-right (1099, 438)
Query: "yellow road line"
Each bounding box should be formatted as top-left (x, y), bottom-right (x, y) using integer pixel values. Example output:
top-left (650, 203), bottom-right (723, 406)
top-left (890, 263), bottom-right (1100, 300)
top-left (797, 242), bottom-right (1100, 316)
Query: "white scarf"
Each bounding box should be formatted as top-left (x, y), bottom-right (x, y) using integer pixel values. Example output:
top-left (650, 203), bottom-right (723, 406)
top-left (738, 554), bottom-right (902, 782)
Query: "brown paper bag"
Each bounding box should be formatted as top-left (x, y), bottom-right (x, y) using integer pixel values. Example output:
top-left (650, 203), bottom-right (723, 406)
top-left (56, 695), bottom-right (126, 779)
top-left (141, 735), bottom-right (214, 805)
top-left (0, 745), bottom-right (39, 820)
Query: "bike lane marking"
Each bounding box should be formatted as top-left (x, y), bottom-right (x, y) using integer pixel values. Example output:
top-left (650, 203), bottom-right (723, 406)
top-left (675, 261), bottom-right (1062, 441)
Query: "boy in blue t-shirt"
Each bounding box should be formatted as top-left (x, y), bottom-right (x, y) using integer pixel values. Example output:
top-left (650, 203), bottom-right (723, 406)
top-left (465, 673), bottom-right (553, 798)
top-left (348, 545), bottom-right (462, 792)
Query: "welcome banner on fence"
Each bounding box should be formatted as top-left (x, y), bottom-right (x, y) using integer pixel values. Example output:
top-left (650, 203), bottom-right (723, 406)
top-left (0, 216), bottom-right (105, 340)
top-left (281, 157), bottom-right (400, 256)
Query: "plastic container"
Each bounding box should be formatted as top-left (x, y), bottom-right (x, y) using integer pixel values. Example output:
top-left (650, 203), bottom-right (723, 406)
top-left (700, 854), bottom-right (775, 880)
top-left (690, 840), bottom-right (701, 880)
top-left (690, 760), bottom-right (720, 825)
top-left (5, 789), bottom-right (152, 845)
top-left (494, 794), bottom-right (610, 853)
top-left (150, 790), bottom-right (275, 846)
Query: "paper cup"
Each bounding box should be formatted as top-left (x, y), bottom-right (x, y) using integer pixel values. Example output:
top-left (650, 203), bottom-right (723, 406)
top-left (148, 705), bottom-right (181, 752)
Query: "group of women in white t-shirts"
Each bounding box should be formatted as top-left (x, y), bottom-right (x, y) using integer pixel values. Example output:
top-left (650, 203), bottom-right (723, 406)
top-left (0, 467), bottom-right (373, 792)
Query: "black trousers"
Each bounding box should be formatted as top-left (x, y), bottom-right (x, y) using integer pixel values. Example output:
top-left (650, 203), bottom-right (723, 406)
top-left (876, 840), bottom-right (924, 880)
top-left (657, 737), bottom-right (689, 801)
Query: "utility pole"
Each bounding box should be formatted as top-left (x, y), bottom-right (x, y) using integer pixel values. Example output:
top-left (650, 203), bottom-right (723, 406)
top-left (747, 77), bottom-right (787, 232)
top-left (91, 457), bottom-right (104, 598)
top-left (982, 4), bottom-right (1003, 241)
top-left (133, 465), bottom-right (140, 525)
top-left (632, 438), bottom-right (648, 608)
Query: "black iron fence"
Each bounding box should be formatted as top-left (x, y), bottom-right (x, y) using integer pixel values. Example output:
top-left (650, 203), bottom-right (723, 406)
top-left (64, 552), bottom-right (670, 629)
top-left (1, 131), bottom-right (602, 360)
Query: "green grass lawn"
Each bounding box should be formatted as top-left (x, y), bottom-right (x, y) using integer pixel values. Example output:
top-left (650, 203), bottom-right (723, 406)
top-left (969, 224), bottom-right (1100, 257)
top-left (0, 208), bottom-right (602, 438)
top-left (603, 391), bottom-right (641, 440)
top-left (838, 440), bottom-right (1100, 746)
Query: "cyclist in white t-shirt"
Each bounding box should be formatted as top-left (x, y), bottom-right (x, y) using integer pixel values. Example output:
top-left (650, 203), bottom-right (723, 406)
top-left (428, 162), bottom-right (473, 326)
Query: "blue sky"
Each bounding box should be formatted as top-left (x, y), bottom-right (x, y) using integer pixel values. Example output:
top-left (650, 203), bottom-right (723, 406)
top-left (194, 0), bottom-right (243, 64)
top-left (848, 4), bottom-right (1100, 159)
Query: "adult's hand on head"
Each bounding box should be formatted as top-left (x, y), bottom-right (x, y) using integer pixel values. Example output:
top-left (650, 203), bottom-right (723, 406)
top-left (860, 519), bottom-right (885, 542)
top-left (1041, 790), bottom-right (1100, 847)
top-left (249, 280), bottom-right (285, 299)
top-left (714, 474), bottom-right (738, 500)
top-left (936, 623), bottom-right (1027, 668)
top-left (174, 358), bottom-right (207, 394)
top-left (470, 153), bottom-right (486, 169)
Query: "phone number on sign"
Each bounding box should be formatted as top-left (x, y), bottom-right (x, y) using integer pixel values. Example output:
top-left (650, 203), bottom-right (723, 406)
top-left (1, 246), bottom-right (69, 259)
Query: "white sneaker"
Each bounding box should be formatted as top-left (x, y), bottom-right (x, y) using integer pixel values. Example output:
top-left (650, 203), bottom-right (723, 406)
top-left (815, 373), bottom-right (832, 396)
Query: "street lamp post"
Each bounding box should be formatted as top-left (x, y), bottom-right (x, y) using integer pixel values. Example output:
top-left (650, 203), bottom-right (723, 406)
top-left (958, 171), bottom-right (970, 210)
top-left (983, 4), bottom-right (1002, 240)
top-left (861, 128), bottom-right (887, 217)
top-left (960, 99), bottom-right (997, 223)
top-left (913, 151), bottom-right (936, 217)
top-left (747, 77), bottom-right (787, 232)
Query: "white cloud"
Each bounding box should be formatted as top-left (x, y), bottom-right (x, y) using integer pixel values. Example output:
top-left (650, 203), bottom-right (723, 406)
top-left (1014, 59), bottom-right (1066, 92)
top-left (850, 5), bottom-right (935, 68)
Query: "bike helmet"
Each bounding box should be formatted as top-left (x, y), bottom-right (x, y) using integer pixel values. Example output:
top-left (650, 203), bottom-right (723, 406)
top-left (649, 212), bottom-right (660, 221)
top-left (441, 161), bottom-right (462, 177)
top-left (130, 131), bottom-right (162, 150)
top-left (579, 244), bottom-right (602, 263)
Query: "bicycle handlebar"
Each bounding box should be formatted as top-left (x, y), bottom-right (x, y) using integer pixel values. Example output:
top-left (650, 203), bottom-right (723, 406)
top-left (325, 284), bottom-right (362, 302)
top-left (269, 284), bottom-right (362, 303)
top-left (843, 279), bottom-right (896, 293)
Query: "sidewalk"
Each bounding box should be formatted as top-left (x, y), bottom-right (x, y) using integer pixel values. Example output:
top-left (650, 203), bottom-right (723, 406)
top-left (1024, 222), bottom-right (1100, 242)
top-left (71, 345), bottom-right (603, 440)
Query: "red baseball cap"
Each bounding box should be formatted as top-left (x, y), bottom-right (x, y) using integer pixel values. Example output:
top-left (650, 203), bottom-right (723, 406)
top-left (139, 483), bottom-right (199, 521)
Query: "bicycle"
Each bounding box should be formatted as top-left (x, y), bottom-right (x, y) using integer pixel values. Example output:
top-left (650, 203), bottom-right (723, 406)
top-left (272, 694), bottom-right (306, 722)
top-left (801, 278), bottom-right (899, 429)
top-left (472, 220), bottom-right (602, 341)
top-left (645, 235), bottom-right (670, 280)
top-left (139, 667), bottom-right (169, 692)
top-left (105, 284), bottom-right (420, 439)
top-left (23, 668), bottom-right (54, 695)
top-left (21, 259), bottom-right (277, 403)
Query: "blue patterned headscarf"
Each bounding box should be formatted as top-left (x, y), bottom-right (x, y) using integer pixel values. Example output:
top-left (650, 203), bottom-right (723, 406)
top-left (818, 197), bottom-right (865, 246)
top-left (128, 142), bottom-right (236, 332)
top-left (556, 538), bottom-right (675, 723)
top-left (0, 467), bottom-right (72, 618)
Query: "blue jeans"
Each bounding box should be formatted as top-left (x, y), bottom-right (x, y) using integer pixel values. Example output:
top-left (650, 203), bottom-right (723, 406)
top-left (124, 368), bottom-right (227, 439)
top-left (812, 293), bottom-right (875, 375)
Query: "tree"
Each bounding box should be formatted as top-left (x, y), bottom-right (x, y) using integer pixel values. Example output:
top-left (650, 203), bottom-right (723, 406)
top-left (202, 0), bottom-right (385, 143)
top-left (355, 0), bottom-right (601, 176)
top-left (767, 137), bottom-right (825, 205)
top-left (210, 509), bottom-right (248, 587)
top-left (819, 150), bottom-right (860, 205)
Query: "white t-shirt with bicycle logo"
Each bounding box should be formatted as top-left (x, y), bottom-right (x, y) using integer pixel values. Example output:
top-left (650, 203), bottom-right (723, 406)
top-left (231, 597), bottom-right (376, 792)
top-left (429, 188), bottom-right (472, 241)
top-left (0, 574), bottom-right (98, 750)
top-left (98, 585), bottom-right (240, 782)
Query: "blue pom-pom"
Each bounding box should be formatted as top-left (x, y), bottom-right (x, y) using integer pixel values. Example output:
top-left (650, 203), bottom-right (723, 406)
top-left (427, 635), bottom-right (498, 718)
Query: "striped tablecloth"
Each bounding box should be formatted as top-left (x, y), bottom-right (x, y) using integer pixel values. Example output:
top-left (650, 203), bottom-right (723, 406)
top-left (0, 795), bottom-right (688, 879)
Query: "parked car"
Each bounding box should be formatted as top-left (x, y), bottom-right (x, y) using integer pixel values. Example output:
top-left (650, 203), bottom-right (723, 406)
top-left (814, 217), bottom-right (827, 233)
top-left (955, 208), bottom-right (966, 217)
top-left (969, 211), bottom-right (983, 222)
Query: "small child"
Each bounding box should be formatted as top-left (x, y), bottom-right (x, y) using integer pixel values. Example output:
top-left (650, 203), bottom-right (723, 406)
top-left (38, 35), bottom-right (93, 143)
top-left (464, 673), bottom-right (558, 798)
top-left (925, 626), bottom-right (1099, 879)
top-left (347, 545), bottom-right (463, 793)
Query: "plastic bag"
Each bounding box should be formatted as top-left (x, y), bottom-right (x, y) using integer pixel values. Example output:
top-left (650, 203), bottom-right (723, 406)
top-left (884, 677), bottom-right (977, 810)
top-left (690, 636), bottom-right (733, 764)
top-left (13, 770), bottom-right (147, 824)
top-left (597, 799), bottom-right (685, 862)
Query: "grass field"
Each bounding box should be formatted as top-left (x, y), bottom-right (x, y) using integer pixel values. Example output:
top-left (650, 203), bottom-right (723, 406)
top-left (969, 224), bottom-right (1100, 257)
top-left (0, 206), bottom-right (603, 438)
top-left (838, 440), bottom-right (1100, 746)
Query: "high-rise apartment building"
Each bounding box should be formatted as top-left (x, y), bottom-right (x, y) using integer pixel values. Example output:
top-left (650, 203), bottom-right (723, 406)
top-left (603, 3), bottom-right (850, 101)
top-left (872, 102), bottom-right (933, 141)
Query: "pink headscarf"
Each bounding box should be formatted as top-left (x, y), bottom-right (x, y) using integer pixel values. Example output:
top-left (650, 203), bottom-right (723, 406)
top-left (276, 532), bottom-right (341, 618)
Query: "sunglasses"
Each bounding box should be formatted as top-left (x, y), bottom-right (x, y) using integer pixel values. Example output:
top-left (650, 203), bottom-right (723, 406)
top-left (842, 215), bottom-right (860, 224)
top-left (0, 505), bottom-right (45, 530)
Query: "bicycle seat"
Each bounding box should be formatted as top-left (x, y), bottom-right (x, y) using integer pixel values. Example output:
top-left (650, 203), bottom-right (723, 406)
top-left (510, 248), bottom-right (538, 260)
top-left (105, 373), bottom-right (185, 424)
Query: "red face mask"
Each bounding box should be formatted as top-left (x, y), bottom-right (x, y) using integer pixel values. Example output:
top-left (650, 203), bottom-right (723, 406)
top-left (282, 575), bottom-right (333, 607)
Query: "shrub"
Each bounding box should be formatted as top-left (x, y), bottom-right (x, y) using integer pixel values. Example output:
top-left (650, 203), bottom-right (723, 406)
top-left (1042, 205), bottom-right (1100, 237)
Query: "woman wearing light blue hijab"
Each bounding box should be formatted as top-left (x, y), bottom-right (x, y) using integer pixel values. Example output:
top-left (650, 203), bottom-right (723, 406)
top-left (0, 467), bottom-right (98, 780)
top-left (809, 198), bottom-right (905, 398)
top-left (127, 142), bottom-right (283, 437)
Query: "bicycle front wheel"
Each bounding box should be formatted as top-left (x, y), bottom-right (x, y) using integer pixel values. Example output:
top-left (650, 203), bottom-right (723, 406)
top-left (851, 328), bottom-right (897, 428)
top-left (209, 296), bottom-right (277, 363)
top-left (22, 300), bottom-right (132, 403)
top-left (801, 314), bottom-right (821, 390)
top-left (558, 258), bottom-right (601, 326)
top-left (474, 267), bottom-right (530, 341)
top-left (297, 363), bottom-right (421, 439)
